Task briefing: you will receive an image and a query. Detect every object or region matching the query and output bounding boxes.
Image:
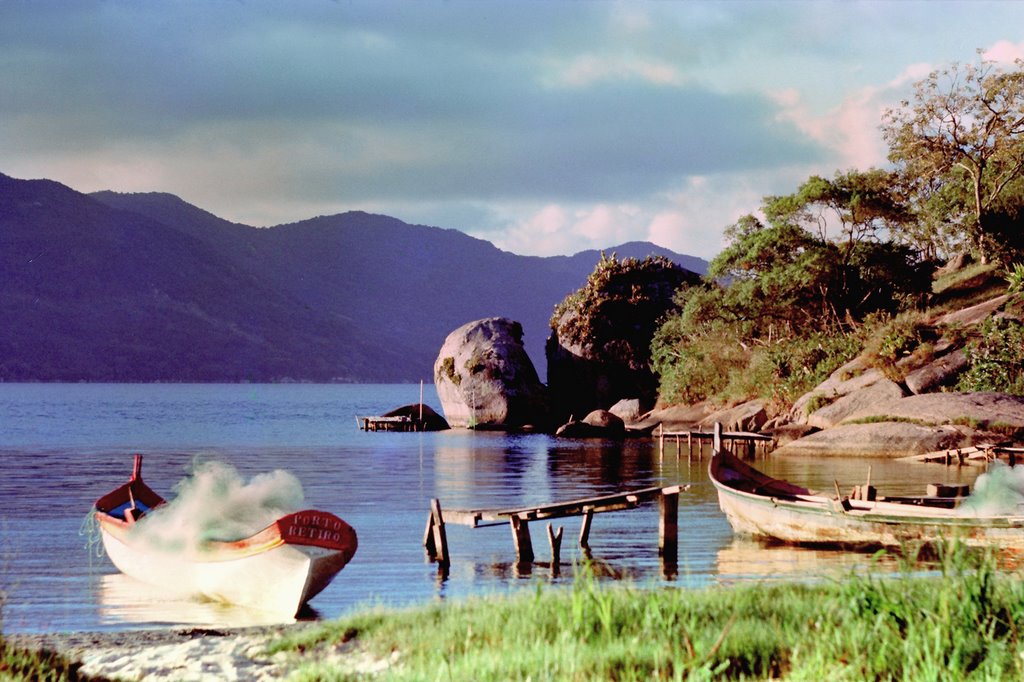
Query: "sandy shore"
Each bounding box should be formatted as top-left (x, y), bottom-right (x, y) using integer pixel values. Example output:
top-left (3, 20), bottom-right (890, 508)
top-left (8, 623), bottom-right (395, 681)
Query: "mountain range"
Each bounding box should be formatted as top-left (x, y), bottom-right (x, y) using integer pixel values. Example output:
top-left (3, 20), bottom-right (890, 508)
top-left (0, 172), bottom-right (707, 382)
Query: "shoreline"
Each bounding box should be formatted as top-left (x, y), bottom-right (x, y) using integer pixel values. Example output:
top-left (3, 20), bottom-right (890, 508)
top-left (5, 622), bottom-right (385, 681)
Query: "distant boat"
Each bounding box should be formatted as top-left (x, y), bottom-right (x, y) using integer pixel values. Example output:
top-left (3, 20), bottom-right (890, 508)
top-left (94, 455), bottom-right (358, 616)
top-left (709, 433), bottom-right (1024, 549)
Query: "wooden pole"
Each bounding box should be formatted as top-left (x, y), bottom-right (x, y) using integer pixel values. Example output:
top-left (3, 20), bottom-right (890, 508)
top-left (579, 507), bottom-right (594, 548)
top-left (658, 489), bottom-right (679, 557)
top-left (424, 498), bottom-right (449, 565)
top-left (510, 515), bottom-right (534, 563)
top-left (547, 523), bottom-right (563, 576)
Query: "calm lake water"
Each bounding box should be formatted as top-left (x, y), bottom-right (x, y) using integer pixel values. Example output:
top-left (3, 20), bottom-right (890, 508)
top-left (0, 383), bottom-right (985, 634)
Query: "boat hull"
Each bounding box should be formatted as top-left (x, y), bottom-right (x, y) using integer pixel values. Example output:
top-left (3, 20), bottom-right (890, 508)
top-left (98, 521), bottom-right (350, 615)
top-left (97, 509), bottom-right (357, 616)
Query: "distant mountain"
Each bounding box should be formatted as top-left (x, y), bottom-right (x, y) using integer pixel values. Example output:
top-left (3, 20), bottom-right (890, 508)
top-left (0, 173), bottom-right (707, 382)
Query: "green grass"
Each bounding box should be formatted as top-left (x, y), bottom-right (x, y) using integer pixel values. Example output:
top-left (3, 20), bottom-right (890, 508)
top-left (274, 546), bottom-right (1024, 680)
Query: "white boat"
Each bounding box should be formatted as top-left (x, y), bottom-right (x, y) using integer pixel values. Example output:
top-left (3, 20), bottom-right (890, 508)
top-left (94, 455), bottom-right (358, 616)
top-left (710, 431), bottom-right (1024, 550)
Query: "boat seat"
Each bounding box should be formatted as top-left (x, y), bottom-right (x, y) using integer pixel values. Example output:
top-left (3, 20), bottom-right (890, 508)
top-left (109, 501), bottom-right (151, 521)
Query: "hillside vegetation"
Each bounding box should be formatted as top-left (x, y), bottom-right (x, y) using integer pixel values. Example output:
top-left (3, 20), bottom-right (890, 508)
top-left (647, 54), bottom-right (1024, 416)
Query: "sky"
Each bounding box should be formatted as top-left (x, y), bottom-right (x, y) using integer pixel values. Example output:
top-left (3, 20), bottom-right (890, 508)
top-left (2, 1), bottom-right (1023, 260)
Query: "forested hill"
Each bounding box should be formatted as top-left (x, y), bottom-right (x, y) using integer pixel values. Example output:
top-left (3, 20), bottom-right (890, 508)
top-left (0, 173), bottom-right (706, 382)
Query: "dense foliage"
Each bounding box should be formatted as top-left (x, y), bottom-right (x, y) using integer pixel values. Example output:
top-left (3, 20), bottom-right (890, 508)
top-left (550, 253), bottom-right (697, 372)
top-left (956, 317), bottom-right (1024, 394)
top-left (651, 55), bottom-right (1024, 410)
top-left (651, 182), bottom-right (934, 407)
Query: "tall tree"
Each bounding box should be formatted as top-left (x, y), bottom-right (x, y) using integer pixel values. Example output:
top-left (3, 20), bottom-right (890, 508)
top-left (882, 53), bottom-right (1024, 262)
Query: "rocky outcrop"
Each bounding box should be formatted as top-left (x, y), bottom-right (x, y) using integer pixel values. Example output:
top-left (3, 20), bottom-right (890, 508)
top-left (773, 422), bottom-right (974, 458)
top-left (546, 312), bottom-right (657, 425)
top-left (433, 318), bottom-right (550, 430)
top-left (805, 379), bottom-right (907, 430)
top-left (790, 358), bottom-right (885, 424)
top-left (698, 400), bottom-right (767, 432)
top-left (773, 392), bottom-right (1024, 457)
top-left (840, 392), bottom-right (1024, 429)
top-left (904, 349), bottom-right (969, 395)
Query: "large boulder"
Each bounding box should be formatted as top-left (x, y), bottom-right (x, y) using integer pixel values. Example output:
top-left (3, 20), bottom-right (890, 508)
top-left (609, 398), bottom-right (644, 423)
top-left (904, 349), bottom-right (969, 395)
top-left (433, 318), bottom-right (550, 430)
top-left (631, 402), bottom-right (711, 432)
top-left (936, 294), bottom-right (1010, 327)
top-left (555, 409), bottom-right (626, 439)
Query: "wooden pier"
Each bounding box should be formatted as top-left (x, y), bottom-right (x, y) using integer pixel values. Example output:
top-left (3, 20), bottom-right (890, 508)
top-left (902, 444), bottom-right (1024, 466)
top-left (424, 484), bottom-right (689, 569)
top-left (657, 426), bottom-right (773, 460)
top-left (357, 415), bottom-right (426, 432)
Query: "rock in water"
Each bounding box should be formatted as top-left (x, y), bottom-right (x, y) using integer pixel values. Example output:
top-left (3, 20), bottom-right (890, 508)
top-left (434, 318), bottom-right (550, 430)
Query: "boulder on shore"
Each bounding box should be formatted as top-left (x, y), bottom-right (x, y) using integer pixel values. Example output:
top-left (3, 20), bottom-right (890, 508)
top-left (555, 409), bottom-right (626, 439)
top-left (433, 318), bottom-right (550, 430)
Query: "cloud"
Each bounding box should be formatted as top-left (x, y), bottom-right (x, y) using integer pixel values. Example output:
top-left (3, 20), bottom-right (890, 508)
top-left (2, 1), bottom-right (1023, 259)
top-left (984, 40), bottom-right (1024, 64)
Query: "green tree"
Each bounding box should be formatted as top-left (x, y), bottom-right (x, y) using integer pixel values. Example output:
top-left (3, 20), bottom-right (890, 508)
top-left (550, 253), bottom-right (696, 370)
top-left (883, 53), bottom-right (1024, 263)
top-left (764, 169), bottom-right (910, 248)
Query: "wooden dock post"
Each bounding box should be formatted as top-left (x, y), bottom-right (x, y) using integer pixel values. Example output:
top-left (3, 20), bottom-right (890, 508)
top-left (510, 515), bottom-right (534, 563)
top-left (423, 498), bottom-right (450, 565)
top-left (547, 523), bottom-right (563, 575)
top-left (658, 487), bottom-right (679, 557)
top-left (579, 506), bottom-right (594, 548)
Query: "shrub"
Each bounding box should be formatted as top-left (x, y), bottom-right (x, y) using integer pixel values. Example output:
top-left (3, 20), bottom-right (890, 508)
top-left (1006, 262), bottom-right (1024, 296)
top-left (862, 312), bottom-right (935, 381)
top-left (956, 318), bottom-right (1024, 395)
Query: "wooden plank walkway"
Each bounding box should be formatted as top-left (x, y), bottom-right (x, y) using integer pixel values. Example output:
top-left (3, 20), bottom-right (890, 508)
top-left (357, 415), bottom-right (425, 432)
top-left (901, 444), bottom-right (1024, 466)
top-left (424, 483), bottom-right (690, 569)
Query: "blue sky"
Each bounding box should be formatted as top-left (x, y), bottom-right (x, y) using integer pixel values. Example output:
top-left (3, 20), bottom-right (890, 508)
top-left (2, 1), bottom-right (1023, 259)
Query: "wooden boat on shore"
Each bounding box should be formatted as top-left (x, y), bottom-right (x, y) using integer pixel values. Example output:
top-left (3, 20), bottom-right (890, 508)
top-left (94, 455), bottom-right (358, 616)
top-left (709, 437), bottom-right (1024, 550)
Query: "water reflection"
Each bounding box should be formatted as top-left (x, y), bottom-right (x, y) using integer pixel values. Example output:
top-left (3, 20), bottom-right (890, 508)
top-left (97, 574), bottom-right (301, 628)
top-left (715, 537), bottom-right (901, 584)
